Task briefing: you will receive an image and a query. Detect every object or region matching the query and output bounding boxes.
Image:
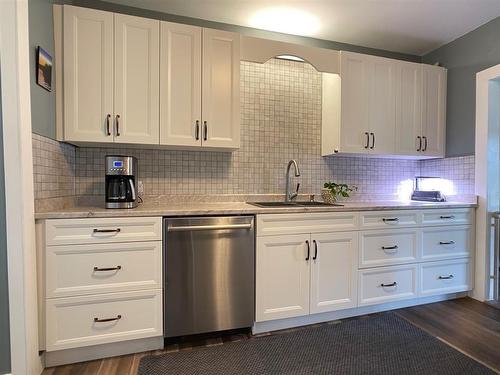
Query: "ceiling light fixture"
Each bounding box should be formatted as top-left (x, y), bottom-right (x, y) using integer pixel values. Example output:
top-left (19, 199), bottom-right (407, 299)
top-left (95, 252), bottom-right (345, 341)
top-left (276, 55), bottom-right (305, 62)
top-left (249, 7), bottom-right (320, 37)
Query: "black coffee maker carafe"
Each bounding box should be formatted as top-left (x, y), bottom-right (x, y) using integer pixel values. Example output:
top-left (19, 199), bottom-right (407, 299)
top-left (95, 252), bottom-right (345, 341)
top-left (105, 156), bottom-right (138, 208)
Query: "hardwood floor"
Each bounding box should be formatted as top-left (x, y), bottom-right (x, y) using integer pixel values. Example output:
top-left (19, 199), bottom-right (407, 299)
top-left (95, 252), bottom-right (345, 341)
top-left (396, 297), bottom-right (500, 373)
top-left (43, 297), bottom-right (500, 375)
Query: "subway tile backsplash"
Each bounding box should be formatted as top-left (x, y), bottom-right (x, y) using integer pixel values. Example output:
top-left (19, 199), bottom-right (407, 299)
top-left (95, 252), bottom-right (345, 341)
top-left (32, 59), bottom-right (475, 203)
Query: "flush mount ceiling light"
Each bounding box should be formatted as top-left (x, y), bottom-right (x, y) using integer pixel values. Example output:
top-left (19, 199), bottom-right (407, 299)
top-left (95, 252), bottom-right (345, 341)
top-left (249, 7), bottom-right (320, 37)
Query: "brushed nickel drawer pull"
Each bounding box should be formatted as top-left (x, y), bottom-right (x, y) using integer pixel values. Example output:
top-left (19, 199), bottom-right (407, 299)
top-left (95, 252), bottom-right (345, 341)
top-left (440, 215), bottom-right (455, 219)
top-left (381, 245), bottom-right (398, 251)
top-left (93, 228), bottom-right (121, 234)
top-left (439, 241), bottom-right (455, 245)
top-left (94, 315), bottom-right (122, 323)
top-left (382, 218), bottom-right (399, 223)
top-left (94, 266), bottom-right (122, 272)
top-left (438, 274), bottom-right (454, 280)
top-left (380, 282), bottom-right (397, 287)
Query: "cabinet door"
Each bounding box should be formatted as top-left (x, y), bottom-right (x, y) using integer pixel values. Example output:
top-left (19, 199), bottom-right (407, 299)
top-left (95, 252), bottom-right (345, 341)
top-left (368, 57), bottom-right (396, 155)
top-left (160, 22), bottom-right (202, 147)
top-left (114, 14), bottom-right (160, 144)
top-left (63, 6), bottom-right (113, 142)
top-left (422, 65), bottom-right (446, 157)
top-left (310, 232), bottom-right (358, 314)
top-left (256, 234), bottom-right (310, 322)
top-left (395, 62), bottom-right (423, 156)
top-left (202, 29), bottom-right (240, 149)
top-left (340, 52), bottom-right (370, 153)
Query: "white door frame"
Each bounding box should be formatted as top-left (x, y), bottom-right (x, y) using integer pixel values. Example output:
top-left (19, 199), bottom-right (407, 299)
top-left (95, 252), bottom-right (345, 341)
top-left (474, 63), bottom-right (500, 301)
top-left (0, 1), bottom-right (43, 374)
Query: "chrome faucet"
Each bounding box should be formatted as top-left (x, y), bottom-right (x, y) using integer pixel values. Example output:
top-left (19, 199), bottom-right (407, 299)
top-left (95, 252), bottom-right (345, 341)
top-left (285, 160), bottom-right (301, 202)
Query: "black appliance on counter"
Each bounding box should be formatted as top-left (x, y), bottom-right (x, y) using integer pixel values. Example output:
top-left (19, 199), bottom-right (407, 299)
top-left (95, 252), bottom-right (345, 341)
top-left (105, 155), bottom-right (138, 208)
top-left (411, 176), bottom-right (446, 202)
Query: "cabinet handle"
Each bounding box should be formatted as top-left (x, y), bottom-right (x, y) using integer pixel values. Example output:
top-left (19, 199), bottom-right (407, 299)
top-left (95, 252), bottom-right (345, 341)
top-left (305, 240), bottom-right (310, 261)
top-left (203, 121), bottom-right (208, 141)
top-left (93, 266), bottom-right (121, 272)
top-left (195, 120), bottom-right (200, 140)
top-left (438, 274), bottom-right (454, 280)
top-left (439, 240), bottom-right (455, 245)
top-left (417, 136), bottom-right (422, 151)
top-left (370, 132), bottom-right (375, 149)
top-left (381, 245), bottom-right (398, 251)
top-left (364, 132), bottom-right (369, 149)
top-left (116, 115), bottom-right (120, 136)
top-left (312, 240), bottom-right (318, 260)
top-left (93, 228), bottom-right (121, 234)
top-left (94, 315), bottom-right (122, 323)
top-left (380, 282), bottom-right (397, 287)
top-left (382, 218), bottom-right (399, 223)
top-left (440, 215), bottom-right (455, 219)
top-left (106, 114), bottom-right (111, 136)
top-left (423, 136), bottom-right (428, 151)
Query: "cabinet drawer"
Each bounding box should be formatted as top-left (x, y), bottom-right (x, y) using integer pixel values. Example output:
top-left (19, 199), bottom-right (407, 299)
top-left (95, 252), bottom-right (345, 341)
top-left (46, 242), bottom-right (162, 298)
top-left (359, 229), bottom-right (418, 268)
top-left (46, 289), bottom-right (162, 351)
top-left (358, 265), bottom-right (417, 306)
top-left (256, 212), bottom-right (359, 236)
top-left (360, 211), bottom-right (419, 229)
top-left (421, 208), bottom-right (473, 226)
top-left (46, 217), bottom-right (162, 245)
top-left (420, 259), bottom-right (471, 297)
top-left (421, 226), bottom-right (472, 261)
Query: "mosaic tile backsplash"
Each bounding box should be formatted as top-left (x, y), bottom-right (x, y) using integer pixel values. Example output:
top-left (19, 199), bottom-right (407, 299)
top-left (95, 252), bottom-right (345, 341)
top-left (32, 59), bottom-right (475, 202)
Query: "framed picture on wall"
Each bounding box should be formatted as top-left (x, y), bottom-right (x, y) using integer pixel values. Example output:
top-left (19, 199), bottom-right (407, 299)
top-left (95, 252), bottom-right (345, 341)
top-left (36, 46), bottom-right (52, 92)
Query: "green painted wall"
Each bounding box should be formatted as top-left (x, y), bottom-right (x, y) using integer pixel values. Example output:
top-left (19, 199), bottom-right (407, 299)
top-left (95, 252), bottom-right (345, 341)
top-left (423, 16), bottom-right (500, 157)
top-left (28, 0), bottom-right (420, 140)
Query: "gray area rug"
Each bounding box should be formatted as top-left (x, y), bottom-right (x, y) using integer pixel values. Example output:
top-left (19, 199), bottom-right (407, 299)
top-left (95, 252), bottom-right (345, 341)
top-left (138, 313), bottom-right (496, 374)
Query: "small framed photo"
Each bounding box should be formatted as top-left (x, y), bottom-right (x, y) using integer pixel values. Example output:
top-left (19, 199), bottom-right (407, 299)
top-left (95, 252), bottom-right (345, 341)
top-left (36, 46), bottom-right (52, 92)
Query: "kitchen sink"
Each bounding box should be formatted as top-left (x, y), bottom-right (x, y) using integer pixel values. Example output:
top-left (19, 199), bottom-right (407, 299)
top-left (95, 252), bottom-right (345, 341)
top-left (247, 201), bottom-right (344, 208)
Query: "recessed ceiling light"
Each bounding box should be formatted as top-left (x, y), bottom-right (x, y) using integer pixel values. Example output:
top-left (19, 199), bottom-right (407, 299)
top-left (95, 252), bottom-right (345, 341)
top-left (249, 7), bottom-right (320, 37)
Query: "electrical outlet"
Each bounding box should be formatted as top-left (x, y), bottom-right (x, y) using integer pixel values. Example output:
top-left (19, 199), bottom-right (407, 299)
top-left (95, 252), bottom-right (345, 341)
top-left (138, 180), bottom-right (144, 195)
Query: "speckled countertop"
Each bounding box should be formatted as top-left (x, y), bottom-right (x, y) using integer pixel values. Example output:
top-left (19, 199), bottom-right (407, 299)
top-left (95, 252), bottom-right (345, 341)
top-left (34, 197), bottom-right (478, 220)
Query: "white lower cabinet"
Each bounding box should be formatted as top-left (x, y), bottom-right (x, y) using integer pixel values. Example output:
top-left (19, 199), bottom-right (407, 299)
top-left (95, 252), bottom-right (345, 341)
top-left (256, 208), bottom-right (474, 325)
top-left (256, 234), bottom-right (310, 322)
top-left (420, 259), bottom-right (471, 297)
top-left (358, 264), bottom-right (418, 306)
top-left (256, 231), bottom-right (357, 322)
top-left (310, 232), bottom-right (358, 314)
top-left (46, 289), bottom-right (162, 351)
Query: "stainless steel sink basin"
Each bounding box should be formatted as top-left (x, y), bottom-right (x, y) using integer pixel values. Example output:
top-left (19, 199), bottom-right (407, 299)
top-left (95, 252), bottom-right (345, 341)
top-left (247, 202), bottom-right (298, 207)
top-left (247, 201), bottom-right (343, 208)
top-left (296, 201), bottom-right (344, 207)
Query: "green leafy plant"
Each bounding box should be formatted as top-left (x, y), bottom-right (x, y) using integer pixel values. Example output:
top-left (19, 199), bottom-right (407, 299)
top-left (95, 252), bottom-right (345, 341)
top-left (323, 182), bottom-right (357, 199)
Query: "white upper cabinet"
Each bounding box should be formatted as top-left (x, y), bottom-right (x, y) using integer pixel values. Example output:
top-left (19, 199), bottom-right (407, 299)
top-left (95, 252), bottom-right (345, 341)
top-left (114, 14), bottom-right (160, 144)
top-left (322, 51), bottom-right (446, 159)
top-left (159, 22), bottom-right (202, 147)
top-left (63, 6), bottom-right (113, 143)
top-left (201, 28), bottom-right (240, 149)
top-left (422, 65), bottom-right (447, 157)
top-left (395, 62), bottom-right (422, 155)
top-left (159, 26), bottom-right (240, 149)
top-left (62, 6), bottom-right (240, 150)
top-left (63, 6), bottom-right (160, 144)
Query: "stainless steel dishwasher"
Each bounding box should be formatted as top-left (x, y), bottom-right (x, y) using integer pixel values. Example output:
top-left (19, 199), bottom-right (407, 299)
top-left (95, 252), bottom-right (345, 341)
top-left (163, 216), bottom-right (255, 337)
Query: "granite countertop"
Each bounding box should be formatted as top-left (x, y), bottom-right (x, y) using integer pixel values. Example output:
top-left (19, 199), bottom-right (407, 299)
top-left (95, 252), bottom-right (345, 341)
top-left (34, 197), bottom-right (478, 220)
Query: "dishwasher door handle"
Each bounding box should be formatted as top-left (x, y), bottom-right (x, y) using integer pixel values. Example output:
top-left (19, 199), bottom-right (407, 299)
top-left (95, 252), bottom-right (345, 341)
top-left (168, 223), bottom-right (253, 232)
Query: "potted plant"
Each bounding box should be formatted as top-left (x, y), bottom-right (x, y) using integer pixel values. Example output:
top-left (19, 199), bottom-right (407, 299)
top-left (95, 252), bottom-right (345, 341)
top-left (322, 182), bottom-right (357, 204)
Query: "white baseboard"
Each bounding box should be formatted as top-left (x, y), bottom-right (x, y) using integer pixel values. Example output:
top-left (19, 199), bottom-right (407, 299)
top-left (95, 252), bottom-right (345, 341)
top-left (44, 336), bottom-right (163, 367)
top-left (252, 292), bottom-right (467, 334)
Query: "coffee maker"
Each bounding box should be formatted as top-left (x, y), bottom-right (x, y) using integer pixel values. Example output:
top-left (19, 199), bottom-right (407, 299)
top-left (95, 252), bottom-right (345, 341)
top-left (105, 156), bottom-right (138, 208)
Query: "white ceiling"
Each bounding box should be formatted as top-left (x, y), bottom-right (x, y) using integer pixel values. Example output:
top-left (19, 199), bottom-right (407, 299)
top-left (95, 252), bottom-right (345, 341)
top-left (106, 0), bottom-right (500, 55)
